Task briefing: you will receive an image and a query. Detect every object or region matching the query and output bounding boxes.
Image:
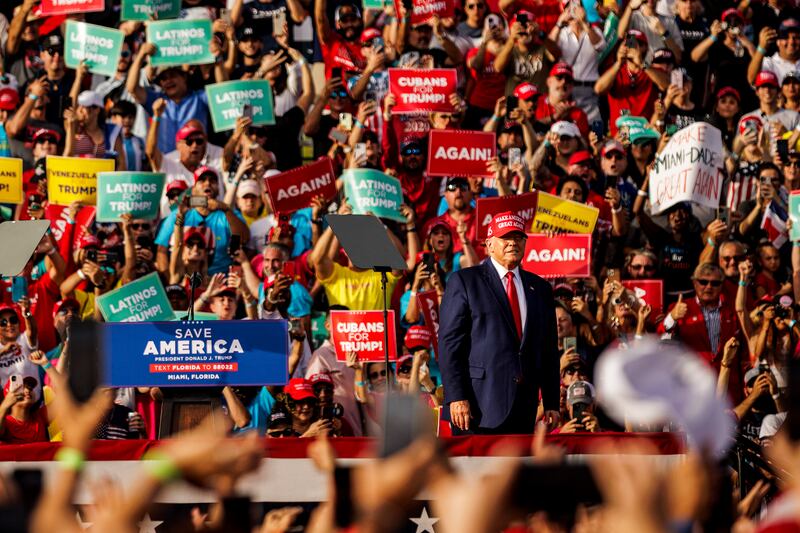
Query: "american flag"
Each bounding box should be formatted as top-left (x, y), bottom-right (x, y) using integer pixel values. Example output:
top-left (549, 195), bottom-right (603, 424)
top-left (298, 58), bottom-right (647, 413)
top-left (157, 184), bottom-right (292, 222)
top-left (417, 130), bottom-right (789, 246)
top-left (761, 200), bottom-right (789, 249)
top-left (725, 162), bottom-right (759, 211)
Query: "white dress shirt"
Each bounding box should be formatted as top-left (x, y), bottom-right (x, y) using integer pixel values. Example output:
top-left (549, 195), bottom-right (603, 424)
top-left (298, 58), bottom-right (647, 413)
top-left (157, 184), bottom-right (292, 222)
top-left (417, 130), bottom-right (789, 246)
top-left (489, 257), bottom-right (528, 330)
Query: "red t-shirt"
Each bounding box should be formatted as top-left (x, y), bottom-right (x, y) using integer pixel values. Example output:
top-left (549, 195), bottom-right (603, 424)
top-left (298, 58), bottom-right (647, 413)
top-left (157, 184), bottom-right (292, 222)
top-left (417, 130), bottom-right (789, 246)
top-left (322, 33), bottom-right (366, 79)
top-left (608, 63), bottom-right (659, 136)
top-left (435, 210), bottom-right (479, 255)
top-left (466, 48), bottom-right (506, 111)
top-left (29, 273), bottom-right (62, 353)
top-left (534, 96), bottom-right (590, 138)
top-left (505, 0), bottom-right (563, 33)
top-left (1, 407), bottom-right (49, 444)
top-left (400, 172), bottom-right (443, 227)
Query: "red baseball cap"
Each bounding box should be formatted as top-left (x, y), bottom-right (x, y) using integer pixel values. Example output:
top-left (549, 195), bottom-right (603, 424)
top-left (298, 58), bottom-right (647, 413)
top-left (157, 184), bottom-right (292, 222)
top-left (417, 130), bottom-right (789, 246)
top-left (0, 89), bottom-right (19, 111)
top-left (166, 180), bottom-right (189, 194)
top-left (78, 234), bottom-right (101, 249)
top-left (549, 62), bottom-right (573, 80)
top-left (183, 226), bottom-right (213, 248)
top-left (487, 211), bottom-right (526, 238)
top-left (52, 298), bottom-right (80, 318)
top-left (32, 128), bottom-right (61, 143)
top-left (423, 217), bottom-right (453, 240)
top-left (568, 149), bottom-right (593, 166)
top-left (193, 165), bottom-right (219, 182)
top-left (175, 123), bottom-right (205, 143)
top-left (309, 372), bottom-right (334, 387)
top-left (720, 8), bottom-right (743, 23)
top-left (510, 9), bottom-right (534, 26)
top-left (755, 70), bottom-right (780, 88)
top-left (626, 29), bottom-right (647, 46)
top-left (513, 82), bottom-right (539, 101)
top-left (285, 378), bottom-right (316, 401)
top-left (404, 325), bottom-right (433, 350)
top-left (360, 27), bottom-right (382, 43)
top-left (716, 86), bottom-right (741, 101)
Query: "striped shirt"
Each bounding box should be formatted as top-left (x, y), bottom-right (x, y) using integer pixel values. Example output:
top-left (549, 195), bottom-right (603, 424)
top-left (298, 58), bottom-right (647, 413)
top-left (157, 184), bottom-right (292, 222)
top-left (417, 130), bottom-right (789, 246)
top-left (698, 297), bottom-right (722, 355)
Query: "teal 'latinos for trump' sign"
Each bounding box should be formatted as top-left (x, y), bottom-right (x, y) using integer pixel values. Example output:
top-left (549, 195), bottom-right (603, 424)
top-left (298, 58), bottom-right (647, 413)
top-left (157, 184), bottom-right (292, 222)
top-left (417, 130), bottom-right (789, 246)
top-left (96, 172), bottom-right (166, 222)
top-left (97, 272), bottom-right (176, 323)
top-left (205, 80), bottom-right (276, 131)
top-left (65, 20), bottom-right (124, 77)
top-left (121, 0), bottom-right (181, 21)
top-left (342, 169), bottom-right (405, 222)
top-left (147, 19), bottom-right (215, 67)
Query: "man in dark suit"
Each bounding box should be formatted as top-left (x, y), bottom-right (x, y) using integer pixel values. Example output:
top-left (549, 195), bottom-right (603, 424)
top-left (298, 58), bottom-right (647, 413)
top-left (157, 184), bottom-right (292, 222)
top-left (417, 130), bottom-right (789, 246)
top-left (438, 212), bottom-right (560, 434)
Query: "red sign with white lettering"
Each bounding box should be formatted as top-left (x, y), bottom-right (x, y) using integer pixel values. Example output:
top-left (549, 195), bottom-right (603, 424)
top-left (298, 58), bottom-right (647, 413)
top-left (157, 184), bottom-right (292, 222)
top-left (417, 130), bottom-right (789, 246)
top-left (388, 68), bottom-right (458, 114)
top-left (427, 129), bottom-right (495, 178)
top-left (522, 234), bottom-right (592, 278)
top-left (416, 290), bottom-right (440, 360)
top-left (330, 310), bottom-right (398, 362)
top-left (40, 0), bottom-right (105, 16)
top-left (393, 0), bottom-right (455, 26)
top-left (475, 192), bottom-right (538, 240)
top-left (265, 157), bottom-right (336, 214)
top-left (622, 280), bottom-right (664, 314)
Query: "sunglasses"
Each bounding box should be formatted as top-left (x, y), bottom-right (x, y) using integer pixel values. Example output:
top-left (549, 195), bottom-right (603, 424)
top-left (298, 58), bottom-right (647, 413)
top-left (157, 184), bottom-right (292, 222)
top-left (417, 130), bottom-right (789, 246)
top-left (559, 135), bottom-right (576, 142)
top-left (446, 182), bottom-right (469, 192)
top-left (182, 137), bottom-right (206, 146)
top-left (402, 147), bottom-right (422, 156)
top-left (0, 315), bottom-right (19, 327)
top-left (721, 254), bottom-right (746, 263)
top-left (186, 240), bottom-right (206, 250)
top-left (290, 398), bottom-right (317, 408)
top-left (369, 369), bottom-right (387, 379)
top-left (35, 137), bottom-right (57, 145)
top-left (330, 90), bottom-right (349, 99)
top-left (57, 306), bottom-right (77, 316)
top-left (398, 365), bottom-right (413, 375)
top-left (339, 13), bottom-right (359, 22)
top-left (120, 50), bottom-right (131, 59)
top-left (563, 366), bottom-right (582, 375)
top-left (167, 191), bottom-right (183, 200)
top-left (466, 3), bottom-right (486, 8)
top-left (267, 428), bottom-right (295, 437)
top-left (131, 223), bottom-right (151, 231)
top-left (695, 278), bottom-right (723, 287)
top-left (604, 152), bottom-right (624, 160)
top-left (630, 263), bottom-right (655, 271)
top-left (44, 47), bottom-right (63, 56)
top-left (787, 160), bottom-right (800, 167)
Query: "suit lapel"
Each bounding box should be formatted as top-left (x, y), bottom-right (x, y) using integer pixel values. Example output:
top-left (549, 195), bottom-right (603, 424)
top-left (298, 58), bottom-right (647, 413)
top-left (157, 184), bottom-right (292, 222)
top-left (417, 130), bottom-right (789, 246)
top-left (480, 261), bottom-right (518, 338)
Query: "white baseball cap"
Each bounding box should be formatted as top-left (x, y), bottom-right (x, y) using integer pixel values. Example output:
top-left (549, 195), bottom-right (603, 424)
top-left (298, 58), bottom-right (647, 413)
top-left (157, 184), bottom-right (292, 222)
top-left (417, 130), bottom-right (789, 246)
top-left (77, 90), bottom-right (103, 109)
top-left (550, 120), bottom-right (581, 138)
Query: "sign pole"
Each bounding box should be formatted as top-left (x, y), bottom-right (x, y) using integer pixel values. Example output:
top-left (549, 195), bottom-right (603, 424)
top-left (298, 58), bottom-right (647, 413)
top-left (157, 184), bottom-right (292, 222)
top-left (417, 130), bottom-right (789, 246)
top-left (379, 269), bottom-right (391, 391)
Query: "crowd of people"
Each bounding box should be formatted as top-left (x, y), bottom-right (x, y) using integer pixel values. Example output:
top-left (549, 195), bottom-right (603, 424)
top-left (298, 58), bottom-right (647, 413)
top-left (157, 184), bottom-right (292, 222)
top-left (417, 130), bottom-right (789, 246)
top-left (1, 0), bottom-right (800, 529)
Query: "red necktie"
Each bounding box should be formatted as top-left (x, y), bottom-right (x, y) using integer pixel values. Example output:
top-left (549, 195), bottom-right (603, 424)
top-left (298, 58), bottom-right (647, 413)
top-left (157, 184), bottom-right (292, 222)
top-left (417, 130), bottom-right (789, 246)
top-left (505, 271), bottom-right (523, 339)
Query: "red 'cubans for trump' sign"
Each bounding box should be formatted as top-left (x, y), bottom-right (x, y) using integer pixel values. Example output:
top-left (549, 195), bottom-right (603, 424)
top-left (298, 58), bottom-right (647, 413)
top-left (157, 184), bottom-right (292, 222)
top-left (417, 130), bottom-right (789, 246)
top-left (521, 234), bottom-right (592, 278)
top-left (427, 130), bottom-right (495, 177)
top-left (40, 0), bottom-right (105, 15)
top-left (393, 0), bottom-right (455, 25)
top-left (265, 157), bottom-right (336, 214)
top-left (330, 310), bottom-right (398, 362)
top-left (475, 192), bottom-right (538, 240)
top-left (388, 68), bottom-right (458, 114)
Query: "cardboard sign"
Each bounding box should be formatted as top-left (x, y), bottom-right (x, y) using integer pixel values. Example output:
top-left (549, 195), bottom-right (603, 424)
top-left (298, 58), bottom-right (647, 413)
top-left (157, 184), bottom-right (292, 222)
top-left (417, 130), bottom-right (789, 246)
top-left (622, 280), bottom-right (664, 314)
top-left (522, 234), bottom-right (592, 278)
top-left (96, 172), bottom-right (166, 222)
top-left (330, 310), bottom-right (398, 362)
top-left (102, 320), bottom-right (288, 387)
top-left (427, 129), bottom-right (495, 177)
top-left (96, 272), bottom-right (176, 323)
top-left (206, 80), bottom-right (276, 131)
top-left (649, 122), bottom-right (725, 215)
top-left (475, 192), bottom-right (537, 240)
top-left (393, 0), bottom-right (454, 25)
top-left (342, 169), bottom-right (405, 222)
top-left (265, 158), bottom-right (336, 214)
top-left (65, 20), bottom-right (124, 77)
top-left (388, 68), bottom-right (458, 114)
top-left (530, 191), bottom-right (599, 234)
top-left (40, 0), bottom-right (104, 16)
top-left (121, 0), bottom-right (181, 21)
top-left (147, 19), bottom-right (215, 67)
top-left (790, 192), bottom-right (800, 242)
top-left (417, 290), bottom-right (440, 360)
top-left (0, 158), bottom-right (23, 204)
top-left (47, 156), bottom-right (115, 206)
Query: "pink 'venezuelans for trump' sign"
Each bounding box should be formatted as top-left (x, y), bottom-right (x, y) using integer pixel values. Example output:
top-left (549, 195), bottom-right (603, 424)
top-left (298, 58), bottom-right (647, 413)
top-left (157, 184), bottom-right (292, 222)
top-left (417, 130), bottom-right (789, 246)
top-left (265, 157), bottom-right (337, 214)
top-left (521, 234), bottom-right (592, 278)
top-left (648, 121), bottom-right (724, 214)
top-left (40, 0), bottom-right (105, 16)
top-left (388, 68), bottom-right (458, 114)
top-left (427, 129), bottom-right (495, 177)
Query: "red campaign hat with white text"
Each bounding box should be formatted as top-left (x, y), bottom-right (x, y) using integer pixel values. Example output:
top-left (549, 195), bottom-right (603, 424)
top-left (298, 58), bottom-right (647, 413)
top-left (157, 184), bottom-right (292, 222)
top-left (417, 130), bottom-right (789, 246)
top-left (404, 325), bottom-right (433, 350)
top-left (285, 378), bottom-right (316, 401)
top-left (487, 211), bottom-right (526, 238)
top-left (755, 70), bottom-right (779, 88)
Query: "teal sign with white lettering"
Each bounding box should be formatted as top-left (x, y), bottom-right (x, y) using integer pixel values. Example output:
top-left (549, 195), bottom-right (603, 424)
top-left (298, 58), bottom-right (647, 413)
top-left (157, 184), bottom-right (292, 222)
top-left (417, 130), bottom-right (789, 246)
top-left (147, 19), bottom-right (215, 67)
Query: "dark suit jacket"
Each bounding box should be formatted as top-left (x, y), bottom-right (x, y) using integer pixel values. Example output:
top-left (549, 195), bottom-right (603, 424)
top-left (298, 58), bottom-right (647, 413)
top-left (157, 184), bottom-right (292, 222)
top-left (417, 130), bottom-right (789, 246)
top-left (438, 260), bottom-right (560, 429)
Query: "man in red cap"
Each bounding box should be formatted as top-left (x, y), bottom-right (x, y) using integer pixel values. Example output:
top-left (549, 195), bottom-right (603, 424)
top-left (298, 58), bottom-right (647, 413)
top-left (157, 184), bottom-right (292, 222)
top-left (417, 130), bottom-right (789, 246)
top-left (738, 70), bottom-right (800, 139)
top-left (0, 88), bottom-right (19, 158)
top-left (439, 211), bottom-right (559, 434)
top-left (534, 62), bottom-right (590, 136)
top-left (511, 82), bottom-right (539, 122)
top-left (749, 18), bottom-right (800, 86)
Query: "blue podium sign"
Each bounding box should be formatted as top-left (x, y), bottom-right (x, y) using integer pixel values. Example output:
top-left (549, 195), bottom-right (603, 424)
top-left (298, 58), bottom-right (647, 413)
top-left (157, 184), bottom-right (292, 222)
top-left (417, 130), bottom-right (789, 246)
top-left (102, 320), bottom-right (289, 387)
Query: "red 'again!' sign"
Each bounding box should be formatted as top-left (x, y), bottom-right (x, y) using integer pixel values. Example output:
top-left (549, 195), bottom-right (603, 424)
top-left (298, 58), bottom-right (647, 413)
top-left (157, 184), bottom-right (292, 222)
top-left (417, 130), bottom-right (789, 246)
top-left (265, 157), bottom-right (337, 214)
top-left (521, 234), bottom-right (592, 278)
top-left (330, 310), bottom-right (398, 362)
top-left (388, 68), bottom-right (458, 114)
top-left (40, 0), bottom-right (105, 15)
top-left (427, 129), bottom-right (495, 177)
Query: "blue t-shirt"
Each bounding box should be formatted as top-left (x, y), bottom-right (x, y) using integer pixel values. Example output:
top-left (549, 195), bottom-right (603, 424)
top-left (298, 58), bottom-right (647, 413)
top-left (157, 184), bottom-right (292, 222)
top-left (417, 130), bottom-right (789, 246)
top-left (290, 208), bottom-right (314, 258)
top-left (155, 208), bottom-right (247, 274)
top-left (258, 280), bottom-right (313, 318)
top-left (436, 188), bottom-right (498, 216)
top-left (229, 386), bottom-right (276, 435)
top-left (145, 88), bottom-right (209, 154)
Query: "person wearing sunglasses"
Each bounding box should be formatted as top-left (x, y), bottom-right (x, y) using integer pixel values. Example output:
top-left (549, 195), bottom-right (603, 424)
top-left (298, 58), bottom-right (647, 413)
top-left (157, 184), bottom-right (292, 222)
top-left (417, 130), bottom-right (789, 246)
top-left (534, 63), bottom-right (590, 137)
top-left (0, 302), bottom-right (40, 405)
top-left (35, 33), bottom-right (72, 126)
top-left (284, 378), bottom-right (332, 438)
top-left (314, 0), bottom-right (366, 79)
top-left (266, 411), bottom-right (296, 438)
top-left (303, 70), bottom-right (354, 159)
top-left (624, 249), bottom-right (658, 280)
top-left (349, 28), bottom-right (391, 103)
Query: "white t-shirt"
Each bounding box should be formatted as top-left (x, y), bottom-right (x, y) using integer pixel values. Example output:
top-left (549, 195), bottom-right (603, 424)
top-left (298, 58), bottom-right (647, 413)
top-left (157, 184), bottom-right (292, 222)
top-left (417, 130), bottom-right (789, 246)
top-left (158, 143), bottom-right (225, 217)
top-left (0, 334), bottom-right (40, 401)
top-left (762, 55), bottom-right (800, 84)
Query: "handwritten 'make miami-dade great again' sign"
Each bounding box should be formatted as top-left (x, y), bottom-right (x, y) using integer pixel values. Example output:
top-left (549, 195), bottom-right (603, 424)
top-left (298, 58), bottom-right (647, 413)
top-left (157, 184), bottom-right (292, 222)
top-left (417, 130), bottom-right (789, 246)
top-left (648, 122), bottom-right (724, 215)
